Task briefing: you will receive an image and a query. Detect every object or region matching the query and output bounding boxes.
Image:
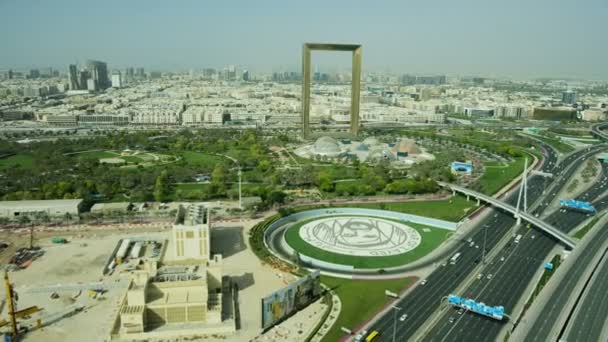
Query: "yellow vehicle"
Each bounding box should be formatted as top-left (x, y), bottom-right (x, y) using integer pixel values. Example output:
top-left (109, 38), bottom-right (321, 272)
top-left (365, 330), bottom-right (380, 342)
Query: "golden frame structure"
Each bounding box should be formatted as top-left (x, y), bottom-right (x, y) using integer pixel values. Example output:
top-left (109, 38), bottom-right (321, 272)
top-left (301, 43), bottom-right (362, 139)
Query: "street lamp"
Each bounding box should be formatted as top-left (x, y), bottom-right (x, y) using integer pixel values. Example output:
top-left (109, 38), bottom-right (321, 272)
top-left (392, 305), bottom-right (402, 342)
top-left (482, 223), bottom-right (488, 264)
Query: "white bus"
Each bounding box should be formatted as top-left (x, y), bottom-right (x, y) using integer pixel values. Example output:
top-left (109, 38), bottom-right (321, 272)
top-left (514, 234), bottom-right (522, 244)
top-left (450, 252), bottom-right (462, 265)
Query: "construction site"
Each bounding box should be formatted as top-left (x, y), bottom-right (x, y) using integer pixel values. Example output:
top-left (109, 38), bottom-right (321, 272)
top-left (0, 203), bottom-right (314, 342)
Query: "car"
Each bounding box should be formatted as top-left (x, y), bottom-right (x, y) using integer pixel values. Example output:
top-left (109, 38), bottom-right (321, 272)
top-left (420, 279), bottom-right (427, 285)
top-left (477, 273), bottom-right (483, 280)
top-left (500, 256), bottom-right (505, 262)
top-left (457, 309), bottom-right (464, 315)
top-left (399, 314), bottom-right (408, 321)
top-left (475, 245), bottom-right (480, 249)
top-left (531, 235), bottom-right (535, 239)
top-left (487, 274), bottom-right (493, 280)
top-left (469, 241), bottom-right (475, 247)
top-left (448, 316), bottom-right (456, 323)
top-left (354, 330), bottom-right (368, 341)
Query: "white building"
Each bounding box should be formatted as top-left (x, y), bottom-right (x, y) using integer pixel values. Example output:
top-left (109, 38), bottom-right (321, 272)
top-left (112, 73), bottom-right (123, 88)
top-left (0, 199), bottom-right (82, 220)
top-left (172, 204), bottom-right (210, 262)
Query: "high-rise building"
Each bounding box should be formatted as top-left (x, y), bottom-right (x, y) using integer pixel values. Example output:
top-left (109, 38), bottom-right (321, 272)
top-left (242, 70), bottom-right (250, 81)
top-left (111, 72), bottom-right (122, 88)
top-left (28, 69), bottom-right (40, 79)
top-left (68, 64), bottom-right (80, 90)
top-left (86, 60), bottom-right (110, 90)
top-left (7, 70), bottom-right (14, 80)
top-left (562, 90), bottom-right (577, 105)
top-left (40, 67), bottom-right (54, 78)
top-left (136, 67), bottom-right (145, 78)
top-left (125, 67), bottom-right (134, 83)
top-left (79, 70), bottom-right (89, 90)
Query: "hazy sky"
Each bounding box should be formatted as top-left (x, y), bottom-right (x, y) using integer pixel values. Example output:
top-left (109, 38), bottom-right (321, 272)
top-left (1, 0), bottom-right (607, 79)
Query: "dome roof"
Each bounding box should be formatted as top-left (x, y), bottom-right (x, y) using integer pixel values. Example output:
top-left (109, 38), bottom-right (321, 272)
top-left (367, 146), bottom-right (396, 161)
top-left (392, 139), bottom-right (421, 155)
top-left (362, 137), bottom-right (381, 146)
top-left (313, 136), bottom-right (341, 155)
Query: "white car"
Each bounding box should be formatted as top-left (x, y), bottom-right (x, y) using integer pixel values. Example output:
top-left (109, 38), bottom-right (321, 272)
top-left (487, 274), bottom-right (493, 280)
top-left (400, 314), bottom-right (408, 322)
top-left (500, 256), bottom-right (505, 262)
top-left (354, 330), bottom-right (368, 342)
top-left (420, 279), bottom-right (428, 285)
top-left (477, 273), bottom-right (483, 280)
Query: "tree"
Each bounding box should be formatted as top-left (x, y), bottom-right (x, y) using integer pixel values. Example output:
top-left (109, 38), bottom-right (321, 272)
top-left (268, 191), bottom-right (287, 206)
top-left (154, 170), bottom-right (169, 202)
top-left (315, 172), bottom-right (334, 192)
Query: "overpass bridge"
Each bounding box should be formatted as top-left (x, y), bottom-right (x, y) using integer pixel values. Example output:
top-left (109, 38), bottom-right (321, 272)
top-left (440, 182), bottom-right (577, 249)
top-left (591, 122), bottom-right (608, 141)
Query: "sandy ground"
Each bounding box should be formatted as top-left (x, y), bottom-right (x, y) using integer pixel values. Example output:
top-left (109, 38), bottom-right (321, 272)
top-left (0, 217), bottom-right (325, 342)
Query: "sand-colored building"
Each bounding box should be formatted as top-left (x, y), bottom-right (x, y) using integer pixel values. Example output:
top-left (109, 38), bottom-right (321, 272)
top-left (110, 204), bottom-right (235, 341)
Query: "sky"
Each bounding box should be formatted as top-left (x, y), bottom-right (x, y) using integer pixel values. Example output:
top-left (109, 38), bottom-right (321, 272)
top-left (1, 0), bottom-right (607, 79)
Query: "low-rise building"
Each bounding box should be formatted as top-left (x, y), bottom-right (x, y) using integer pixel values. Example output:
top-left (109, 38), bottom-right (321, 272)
top-left (0, 199), bottom-right (82, 220)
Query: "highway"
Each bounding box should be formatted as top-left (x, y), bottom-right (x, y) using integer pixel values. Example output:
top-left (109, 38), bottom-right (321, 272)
top-left (420, 158), bottom-right (608, 342)
top-left (363, 141), bottom-right (561, 341)
top-left (564, 247), bottom-right (608, 342)
top-left (365, 142), bottom-right (606, 342)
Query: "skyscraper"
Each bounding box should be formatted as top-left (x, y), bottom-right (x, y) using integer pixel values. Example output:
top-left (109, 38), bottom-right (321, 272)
top-left (111, 72), bottom-right (122, 88)
top-left (86, 60), bottom-right (110, 90)
top-left (562, 90), bottom-right (577, 105)
top-left (68, 64), bottom-right (79, 90)
top-left (242, 70), bottom-right (250, 81)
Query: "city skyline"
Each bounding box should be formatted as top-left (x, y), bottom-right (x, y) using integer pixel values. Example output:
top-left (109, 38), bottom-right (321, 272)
top-left (1, 0), bottom-right (607, 80)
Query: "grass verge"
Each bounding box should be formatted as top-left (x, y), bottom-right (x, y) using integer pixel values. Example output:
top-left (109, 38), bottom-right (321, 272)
top-left (320, 276), bottom-right (415, 342)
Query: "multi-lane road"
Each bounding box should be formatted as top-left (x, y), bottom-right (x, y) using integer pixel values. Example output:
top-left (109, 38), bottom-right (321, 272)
top-left (420, 151), bottom-right (608, 342)
top-left (366, 141), bottom-right (607, 342)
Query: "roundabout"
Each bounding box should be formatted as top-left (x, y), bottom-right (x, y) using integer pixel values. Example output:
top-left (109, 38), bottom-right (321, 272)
top-left (264, 207), bottom-right (458, 274)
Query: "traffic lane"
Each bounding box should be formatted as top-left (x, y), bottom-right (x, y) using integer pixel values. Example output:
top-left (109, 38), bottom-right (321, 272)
top-left (367, 143), bottom-right (586, 341)
top-left (373, 215), bottom-right (513, 339)
top-left (525, 226), bottom-right (608, 341)
top-left (372, 214), bottom-right (517, 340)
top-left (374, 168), bottom-right (556, 339)
top-left (566, 248), bottom-right (608, 342)
top-left (419, 160), bottom-right (605, 341)
top-left (422, 230), bottom-right (554, 341)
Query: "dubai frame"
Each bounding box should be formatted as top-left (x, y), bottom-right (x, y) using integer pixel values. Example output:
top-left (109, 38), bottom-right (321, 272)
top-left (301, 43), bottom-right (362, 139)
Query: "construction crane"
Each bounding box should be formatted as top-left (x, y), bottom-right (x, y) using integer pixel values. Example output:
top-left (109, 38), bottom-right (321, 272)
top-left (3, 271), bottom-right (18, 341)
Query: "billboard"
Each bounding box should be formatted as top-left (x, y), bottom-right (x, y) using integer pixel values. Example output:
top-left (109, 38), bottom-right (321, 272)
top-left (261, 270), bottom-right (322, 330)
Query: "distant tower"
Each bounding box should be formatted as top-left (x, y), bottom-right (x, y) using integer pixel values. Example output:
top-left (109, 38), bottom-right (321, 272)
top-left (68, 64), bottom-right (79, 90)
top-left (86, 60), bottom-right (110, 90)
top-left (111, 72), bottom-right (122, 88)
top-left (562, 90), bottom-right (576, 105)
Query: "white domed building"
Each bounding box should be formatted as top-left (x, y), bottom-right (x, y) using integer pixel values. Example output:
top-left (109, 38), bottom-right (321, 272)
top-left (312, 136), bottom-right (343, 157)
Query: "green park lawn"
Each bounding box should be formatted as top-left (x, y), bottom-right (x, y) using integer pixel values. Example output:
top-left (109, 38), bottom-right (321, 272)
top-left (477, 153), bottom-right (529, 195)
top-left (285, 216), bottom-right (451, 269)
top-left (0, 154), bottom-right (36, 170)
top-left (119, 155), bottom-right (145, 163)
top-left (75, 150), bottom-right (118, 159)
top-left (350, 195), bottom-right (476, 222)
top-left (531, 135), bottom-right (576, 153)
top-left (321, 276), bottom-right (416, 342)
top-left (181, 151), bottom-right (226, 168)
